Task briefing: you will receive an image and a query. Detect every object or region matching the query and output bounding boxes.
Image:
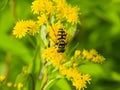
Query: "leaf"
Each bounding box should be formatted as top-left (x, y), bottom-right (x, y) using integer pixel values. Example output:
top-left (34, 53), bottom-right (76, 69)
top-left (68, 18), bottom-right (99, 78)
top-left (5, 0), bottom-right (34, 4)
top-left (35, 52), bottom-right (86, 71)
top-left (43, 77), bottom-right (61, 90)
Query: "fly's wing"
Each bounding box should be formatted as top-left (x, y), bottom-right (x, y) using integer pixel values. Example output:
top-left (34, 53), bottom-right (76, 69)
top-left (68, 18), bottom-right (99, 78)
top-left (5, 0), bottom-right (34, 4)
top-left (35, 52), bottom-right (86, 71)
top-left (65, 24), bottom-right (80, 55)
top-left (66, 24), bottom-right (80, 43)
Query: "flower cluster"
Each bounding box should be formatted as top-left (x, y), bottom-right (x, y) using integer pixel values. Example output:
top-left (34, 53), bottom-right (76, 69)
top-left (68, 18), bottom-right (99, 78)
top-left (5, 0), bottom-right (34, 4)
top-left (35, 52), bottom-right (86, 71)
top-left (71, 49), bottom-right (105, 65)
top-left (42, 47), bottom-right (65, 68)
top-left (31, 0), bottom-right (79, 24)
top-left (82, 49), bottom-right (105, 63)
top-left (13, 20), bottom-right (39, 38)
top-left (42, 48), bottom-right (105, 90)
top-left (12, 0), bottom-right (80, 39)
top-left (60, 65), bottom-right (91, 90)
top-left (12, 0), bottom-right (106, 90)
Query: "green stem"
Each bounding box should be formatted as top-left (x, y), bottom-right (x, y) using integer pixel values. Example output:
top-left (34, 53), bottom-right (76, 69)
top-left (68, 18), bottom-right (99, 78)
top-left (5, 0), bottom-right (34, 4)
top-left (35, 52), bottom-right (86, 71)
top-left (29, 74), bottom-right (35, 90)
top-left (40, 66), bottom-right (48, 90)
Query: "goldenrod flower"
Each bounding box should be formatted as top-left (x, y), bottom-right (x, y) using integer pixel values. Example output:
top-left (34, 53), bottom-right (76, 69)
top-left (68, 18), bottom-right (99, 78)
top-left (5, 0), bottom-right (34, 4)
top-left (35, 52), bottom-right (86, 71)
top-left (31, 0), bottom-right (54, 15)
top-left (60, 65), bottom-right (91, 90)
top-left (31, 0), bottom-right (45, 14)
top-left (13, 20), bottom-right (38, 38)
top-left (0, 75), bottom-right (6, 82)
top-left (82, 74), bottom-right (91, 84)
top-left (64, 6), bottom-right (79, 24)
top-left (26, 20), bottom-right (39, 35)
top-left (7, 82), bottom-right (12, 87)
top-left (73, 78), bottom-right (87, 90)
top-left (37, 14), bottom-right (47, 26)
top-left (72, 74), bottom-right (91, 90)
top-left (44, 1), bottom-right (54, 15)
top-left (82, 50), bottom-right (94, 60)
top-left (92, 54), bottom-right (105, 63)
top-left (90, 49), bottom-right (98, 56)
top-left (17, 83), bottom-right (23, 90)
top-left (42, 47), bottom-right (65, 67)
top-left (82, 49), bottom-right (105, 63)
top-left (13, 20), bottom-right (28, 38)
top-left (75, 50), bottom-right (81, 57)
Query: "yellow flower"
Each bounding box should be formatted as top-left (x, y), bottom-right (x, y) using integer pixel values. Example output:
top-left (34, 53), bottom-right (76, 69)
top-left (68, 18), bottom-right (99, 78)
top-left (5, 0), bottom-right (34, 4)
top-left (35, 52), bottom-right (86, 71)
top-left (90, 49), bottom-right (98, 56)
top-left (31, 0), bottom-right (54, 15)
top-left (0, 75), bottom-right (6, 82)
top-left (37, 14), bottom-right (47, 26)
top-left (26, 20), bottom-right (39, 35)
top-left (73, 74), bottom-right (91, 90)
top-left (73, 78), bottom-right (87, 90)
top-left (60, 66), bottom-right (81, 80)
top-left (59, 65), bottom-right (91, 90)
top-left (13, 20), bottom-right (28, 38)
top-left (82, 74), bottom-right (91, 84)
top-left (82, 49), bottom-right (105, 63)
top-left (17, 83), bottom-right (23, 90)
top-left (7, 82), bottom-right (12, 87)
top-left (92, 54), bottom-right (105, 63)
top-left (31, 0), bottom-right (45, 14)
top-left (75, 50), bottom-right (81, 57)
top-left (42, 47), bottom-right (65, 67)
top-left (44, 1), bottom-right (54, 15)
top-left (65, 6), bottom-right (79, 24)
top-left (13, 20), bottom-right (39, 38)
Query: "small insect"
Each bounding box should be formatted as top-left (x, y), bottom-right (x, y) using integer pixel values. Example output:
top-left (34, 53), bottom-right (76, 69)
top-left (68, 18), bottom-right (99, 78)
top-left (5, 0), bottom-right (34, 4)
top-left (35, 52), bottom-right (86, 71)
top-left (56, 28), bottom-right (67, 53)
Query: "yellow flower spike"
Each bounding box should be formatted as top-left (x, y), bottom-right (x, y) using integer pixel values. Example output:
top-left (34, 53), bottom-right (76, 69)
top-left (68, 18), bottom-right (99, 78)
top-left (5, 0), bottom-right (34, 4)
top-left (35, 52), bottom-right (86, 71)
top-left (92, 54), bottom-right (105, 63)
top-left (90, 49), bottom-right (98, 56)
top-left (37, 14), bottom-right (48, 26)
top-left (63, 5), bottom-right (79, 24)
top-left (42, 47), bottom-right (65, 68)
top-left (13, 20), bottom-right (28, 38)
top-left (82, 74), bottom-right (91, 84)
top-left (26, 20), bottom-right (39, 35)
top-left (73, 78), bottom-right (87, 90)
top-left (31, 0), bottom-right (45, 14)
top-left (82, 49), bottom-right (89, 58)
top-left (0, 75), bottom-right (6, 82)
top-left (31, 0), bottom-right (54, 15)
top-left (17, 83), bottom-right (23, 90)
top-left (44, 1), bottom-right (54, 15)
top-left (7, 82), bottom-right (12, 87)
top-left (75, 50), bottom-right (81, 57)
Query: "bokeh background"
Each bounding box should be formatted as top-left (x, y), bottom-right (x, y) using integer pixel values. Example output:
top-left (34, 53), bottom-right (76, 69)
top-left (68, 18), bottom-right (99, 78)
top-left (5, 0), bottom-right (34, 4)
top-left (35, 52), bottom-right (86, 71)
top-left (0, 0), bottom-right (120, 90)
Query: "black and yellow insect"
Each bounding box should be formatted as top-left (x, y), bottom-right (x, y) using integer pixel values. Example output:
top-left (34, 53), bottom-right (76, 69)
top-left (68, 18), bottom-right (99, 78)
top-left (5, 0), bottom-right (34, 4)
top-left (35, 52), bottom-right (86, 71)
top-left (47, 25), bottom-right (67, 53)
top-left (56, 28), bottom-right (67, 53)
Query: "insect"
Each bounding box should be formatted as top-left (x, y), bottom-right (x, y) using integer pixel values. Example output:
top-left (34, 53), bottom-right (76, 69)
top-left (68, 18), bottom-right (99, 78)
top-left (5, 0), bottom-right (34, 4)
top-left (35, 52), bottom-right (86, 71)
top-left (48, 23), bottom-right (78, 53)
top-left (56, 28), bottom-right (67, 53)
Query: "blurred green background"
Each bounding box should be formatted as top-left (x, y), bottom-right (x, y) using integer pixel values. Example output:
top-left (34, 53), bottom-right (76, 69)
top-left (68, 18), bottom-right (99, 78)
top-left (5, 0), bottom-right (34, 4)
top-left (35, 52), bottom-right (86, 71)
top-left (0, 0), bottom-right (120, 90)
